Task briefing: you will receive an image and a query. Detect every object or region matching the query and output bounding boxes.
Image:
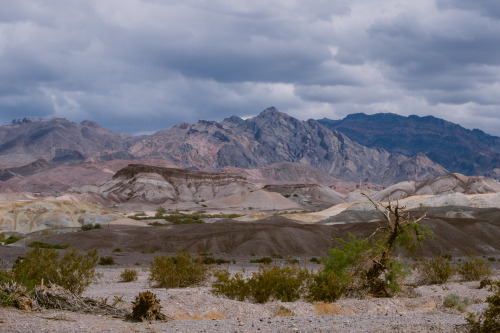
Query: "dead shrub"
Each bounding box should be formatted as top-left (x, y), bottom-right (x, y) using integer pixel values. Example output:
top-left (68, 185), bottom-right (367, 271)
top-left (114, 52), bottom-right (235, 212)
top-left (131, 291), bottom-right (168, 322)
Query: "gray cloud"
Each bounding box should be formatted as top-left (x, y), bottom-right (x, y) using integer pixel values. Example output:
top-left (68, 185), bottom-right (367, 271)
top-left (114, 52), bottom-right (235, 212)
top-left (0, 0), bottom-right (499, 136)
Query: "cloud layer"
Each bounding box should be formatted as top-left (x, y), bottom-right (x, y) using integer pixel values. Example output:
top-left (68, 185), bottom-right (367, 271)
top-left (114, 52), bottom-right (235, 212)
top-left (1, 0), bottom-right (499, 135)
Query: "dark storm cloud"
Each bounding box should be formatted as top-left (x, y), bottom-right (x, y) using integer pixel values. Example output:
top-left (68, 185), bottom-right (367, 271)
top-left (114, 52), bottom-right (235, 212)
top-left (0, 1), bottom-right (499, 135)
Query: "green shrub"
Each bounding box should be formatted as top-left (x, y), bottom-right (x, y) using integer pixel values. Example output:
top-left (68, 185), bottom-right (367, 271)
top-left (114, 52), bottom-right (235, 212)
top-left (155, 206), bottom-right (166, 218)
top-left (12, 247), bottom-right (98, 294)
top-left (417, 256), bottom-right (456, 284)
top-left (443, 293), bottom-right (470, 312)
top-left (250, 257), bottom-right (273, 264)
top-left (274, 305), bottom-right (295, 316)
top-left (458, 254), bottom-right (493, 281)
top-left (310, 257), bottom-right (323, 264)
top-left (201, 256), bottom-right (231, 265)
top-left (112, 248), bottom-right (122, 253)
top-left (211, 266), bottom-right (310, 303)
top-left (211, 269), bottom-right (250, 302)
top-left (120, 268), bottom-right (138, 282)
top-left (99, 256), bottom-right (115, 265)
top-left (81, 223), bottom-right (102, 231)
top-left (306, 270), bottom-right (348, 302)
top-left (3, 235), bottom-right (22, 245)
top-left (28, 241), bottom-right (70, 249)
top-left (0, 270), bottom-right (14, 284)
top-left (250, 266), bottom-right (309, 303)
top-left (466, 281), bottom-right (500, 332)
top-left (148, 250), bottom-right (210, 288)
top-left (164, 213), bottom-right (204, 224)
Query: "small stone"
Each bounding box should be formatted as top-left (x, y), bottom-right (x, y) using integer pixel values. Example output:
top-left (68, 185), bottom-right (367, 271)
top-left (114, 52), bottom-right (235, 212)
top-left (239, 321), bottom-right (244, 326)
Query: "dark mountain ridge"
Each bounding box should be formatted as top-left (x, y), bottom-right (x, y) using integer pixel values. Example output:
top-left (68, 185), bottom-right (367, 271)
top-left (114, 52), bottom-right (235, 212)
top-left (318, 113), bottom-right (500, 177)
top-left (0, 108), bottom-right (448, 185)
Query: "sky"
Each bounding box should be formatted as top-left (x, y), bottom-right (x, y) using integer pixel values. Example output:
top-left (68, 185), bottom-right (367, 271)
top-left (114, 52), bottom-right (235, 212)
top-left (1, 1), bottom-right (500, 136)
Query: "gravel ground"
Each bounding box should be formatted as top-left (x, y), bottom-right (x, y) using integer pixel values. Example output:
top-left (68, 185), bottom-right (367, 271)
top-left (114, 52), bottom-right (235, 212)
top-left (1, 259), bottom-right (497, 333)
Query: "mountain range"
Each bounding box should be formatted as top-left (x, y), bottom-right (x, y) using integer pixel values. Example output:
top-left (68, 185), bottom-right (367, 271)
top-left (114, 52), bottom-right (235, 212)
top-left (318, 113), bottom-right (500, 178)
top-left (1, 107), bottom-right (499, 186)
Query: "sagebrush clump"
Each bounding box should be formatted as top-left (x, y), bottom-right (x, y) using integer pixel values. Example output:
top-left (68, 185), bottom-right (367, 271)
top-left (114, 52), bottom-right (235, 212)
top-left (148, 250), bottom-right (210, 288)
top-left (443, 293), bottom-right (469, 312)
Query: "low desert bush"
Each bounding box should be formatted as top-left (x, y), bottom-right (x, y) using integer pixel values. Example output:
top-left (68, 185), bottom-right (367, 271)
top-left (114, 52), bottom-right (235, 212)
top-left (457, 254), bottom-right (493, 281)
top-left (211, 266), bottom-right (310, 303)
top-left (155, 206), bottom-right (166, 218)
top-left (274, 305), bottom-right (295, 317)
top-left (99, 256), bottom-right (115, 265)
top-left (417, 256), bottom-right (456, 285)
top-left (201, 256), bottom-right (231, 265)
top-left (81, 223), bottom-right (102, 231)
top-left (249, 257), bottom-right (273, 265)
top-left (306, 270), bottom-right (349, 302)
top-left (12, 247), bottom-right (98, 295)
top-left (248, 266), bottom-right (309, 303)
top-left (466, 281), bottom-right (500, 332)
top-left (120, 268), bottom-right (138, 282)
top-left (3, 235), bottom-right (23, 245)
top-left (164, 213), bottom-right (204, 224)
top-left (443, 293), bottom-right (470, 312)
top-left (212, 269), bottom-right (250, 302)
top-left (148, 250), bottom-right (210, 288)
top-left (310, 257), bottom-right (324, 264)
top-left (28, 241), bottom-right (70, 249)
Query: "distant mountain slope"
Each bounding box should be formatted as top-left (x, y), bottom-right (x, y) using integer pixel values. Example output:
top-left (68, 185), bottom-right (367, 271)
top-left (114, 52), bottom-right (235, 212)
top-left (129, 108), bottom-right (447, 184)
top-left (0, 117), bottom-right (137, 164)
top-left (0, 109), bottom-right (449, 185)
top-left (318, 113), bottom-right (500, 177)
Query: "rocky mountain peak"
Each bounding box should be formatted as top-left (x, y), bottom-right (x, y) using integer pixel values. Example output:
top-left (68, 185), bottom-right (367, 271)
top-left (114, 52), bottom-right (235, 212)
top-left (318, 112), bottom-right (500, 177)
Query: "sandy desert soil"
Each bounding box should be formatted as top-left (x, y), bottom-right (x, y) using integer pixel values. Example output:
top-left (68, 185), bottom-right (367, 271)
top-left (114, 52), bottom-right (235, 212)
top-left (1, 242), bottom-right (499, 332)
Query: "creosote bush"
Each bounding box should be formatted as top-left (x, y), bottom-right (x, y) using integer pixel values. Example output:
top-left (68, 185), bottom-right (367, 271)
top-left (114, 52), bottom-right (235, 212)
top-left (466, 281), bottom-right (500, 332)
top-left (12, 247), bottom-right (98, 295)
top-left (120, 268), bottom-right (138, 282)
top-left (417, 256), bottom-right (456, 285)
top-left (458, 254), bottom-right (493, 281)
top-left (148, 250), bottom-right (210, 288)
top-left (211, 266), bottom-right (310, 303)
